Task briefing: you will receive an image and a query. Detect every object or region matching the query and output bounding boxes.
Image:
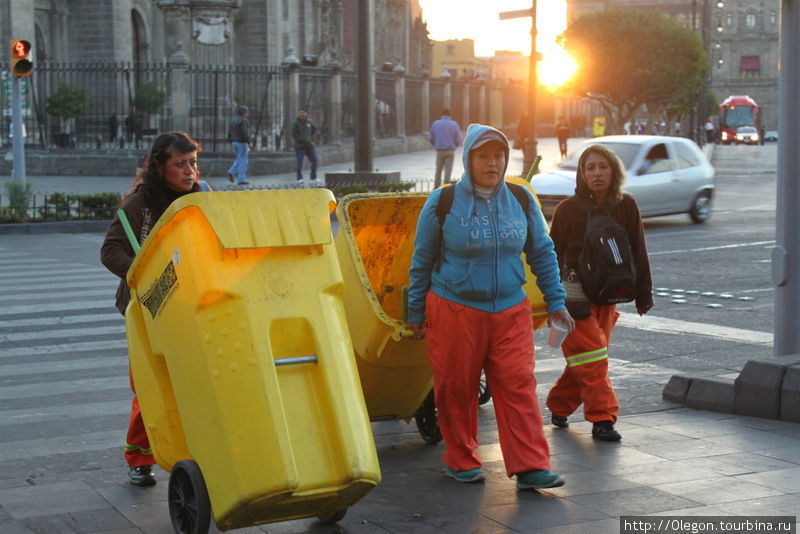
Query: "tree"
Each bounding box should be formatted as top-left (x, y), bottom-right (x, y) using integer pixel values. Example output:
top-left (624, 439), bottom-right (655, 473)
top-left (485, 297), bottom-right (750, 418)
top-left (559, 8), bottom-right (707, 134)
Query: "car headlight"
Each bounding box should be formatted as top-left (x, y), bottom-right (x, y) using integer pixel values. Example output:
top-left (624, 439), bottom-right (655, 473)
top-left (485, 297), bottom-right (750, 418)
top-left (753, 135), bottom-right (759, 140)
top-left (722, 132), bottom-right (729, 139)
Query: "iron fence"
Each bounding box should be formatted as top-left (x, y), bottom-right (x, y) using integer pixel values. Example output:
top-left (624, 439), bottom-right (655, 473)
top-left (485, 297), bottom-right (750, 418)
top-left (375, 72), bottom-right (397, 138)
top-left (0, 191), bottom-right (121, 222)
top-left (1, 61), bottom-right (170, 151)
top-left (187, 64), bottom-right (286, 152)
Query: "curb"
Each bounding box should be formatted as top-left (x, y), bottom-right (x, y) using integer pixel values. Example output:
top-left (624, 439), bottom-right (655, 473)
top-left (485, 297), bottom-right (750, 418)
top-left (663, 356), bottom-right (800, 423)
top-left (0, 220), bottom-right (112, 235)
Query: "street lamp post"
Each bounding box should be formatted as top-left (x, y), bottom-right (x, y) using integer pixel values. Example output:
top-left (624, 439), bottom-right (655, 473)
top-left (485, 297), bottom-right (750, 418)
top-left (500, 1), bottom-right (539, 177)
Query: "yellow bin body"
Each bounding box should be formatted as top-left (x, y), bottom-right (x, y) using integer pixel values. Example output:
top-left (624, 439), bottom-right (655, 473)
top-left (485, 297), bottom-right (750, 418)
top-left (124, 190), bottom-right (380, 531)
top-left (334, 184), bottom-right (548, 422)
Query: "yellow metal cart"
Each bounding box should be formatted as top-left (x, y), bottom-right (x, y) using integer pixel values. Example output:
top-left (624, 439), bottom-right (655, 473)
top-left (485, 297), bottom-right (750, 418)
top-left (123, 190), bottom-right (380, 534)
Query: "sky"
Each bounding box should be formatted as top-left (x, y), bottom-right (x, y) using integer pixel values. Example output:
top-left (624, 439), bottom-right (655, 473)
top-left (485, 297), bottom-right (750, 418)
top-left (417, 0), bottom-right (568, 57)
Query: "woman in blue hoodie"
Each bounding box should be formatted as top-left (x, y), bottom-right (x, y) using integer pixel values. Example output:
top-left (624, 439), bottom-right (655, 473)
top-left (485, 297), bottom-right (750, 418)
top-left (407, 124), bottom-right (574, 490)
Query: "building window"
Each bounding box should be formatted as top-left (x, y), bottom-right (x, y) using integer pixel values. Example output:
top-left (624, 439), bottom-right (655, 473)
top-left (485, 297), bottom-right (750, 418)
top-left (746, 14), bottom-right (756, 28)
top-left (446, 44), bottom-right (455, 56)
top-left (771, 11), bottom-right (776, 24)
top-left (726, 12), bottom-right (732, 26)
top-left (740, 56), bottom-right (760, 77)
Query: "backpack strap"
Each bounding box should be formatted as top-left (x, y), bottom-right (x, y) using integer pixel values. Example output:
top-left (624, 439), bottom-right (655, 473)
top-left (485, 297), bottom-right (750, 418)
top-left (506, 182), bottom-right (530, 213)
top-left (435, 184), bottom-right (456, 226)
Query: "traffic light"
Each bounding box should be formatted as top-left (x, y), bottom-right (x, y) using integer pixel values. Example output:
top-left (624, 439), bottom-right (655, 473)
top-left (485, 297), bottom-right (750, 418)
top-left (9, 39), bottom-right (33, 78)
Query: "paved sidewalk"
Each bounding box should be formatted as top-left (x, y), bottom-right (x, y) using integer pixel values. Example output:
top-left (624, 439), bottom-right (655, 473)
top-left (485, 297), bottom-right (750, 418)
top-left (0, 403), bottom-right (797, 533)
top-left (0, 137), bottom-right (581, 197)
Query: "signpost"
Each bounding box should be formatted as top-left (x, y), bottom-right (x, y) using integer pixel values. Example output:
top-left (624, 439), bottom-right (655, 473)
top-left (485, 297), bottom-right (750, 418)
top-left (500, 2), bottom-right (539, 177)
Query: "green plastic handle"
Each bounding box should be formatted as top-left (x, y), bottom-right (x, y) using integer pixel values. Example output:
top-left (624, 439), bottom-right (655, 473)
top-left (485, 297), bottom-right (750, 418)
top-left (117, 208), bottom-right (140, 254)
top-left (524, 155), bottom-right (542, 182)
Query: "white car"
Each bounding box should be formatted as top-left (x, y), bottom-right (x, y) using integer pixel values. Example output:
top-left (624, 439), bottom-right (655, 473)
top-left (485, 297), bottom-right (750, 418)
top-left (531, 136), bottom-right (716, 223)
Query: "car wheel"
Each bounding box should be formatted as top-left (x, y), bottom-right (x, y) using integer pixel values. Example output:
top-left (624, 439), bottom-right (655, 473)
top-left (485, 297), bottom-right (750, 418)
top-left (689, 192), bottom-right (711, 224)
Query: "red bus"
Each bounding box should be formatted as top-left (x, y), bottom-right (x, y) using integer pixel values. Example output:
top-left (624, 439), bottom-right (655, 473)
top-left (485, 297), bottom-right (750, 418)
top-left (718, 95), bottom-right (760, 144)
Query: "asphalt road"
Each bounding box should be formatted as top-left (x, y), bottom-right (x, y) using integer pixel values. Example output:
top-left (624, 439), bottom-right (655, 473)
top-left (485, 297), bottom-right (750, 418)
top-left (0, 141), bottom-right (782, 495)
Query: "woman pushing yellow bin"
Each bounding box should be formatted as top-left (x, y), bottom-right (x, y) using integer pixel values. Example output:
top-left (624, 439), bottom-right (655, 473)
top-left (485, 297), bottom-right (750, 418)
top-left (122, 189), bottom-right (380, 533)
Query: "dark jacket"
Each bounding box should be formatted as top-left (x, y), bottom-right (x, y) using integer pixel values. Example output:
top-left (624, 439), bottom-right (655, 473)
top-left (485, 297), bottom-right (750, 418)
top-left (292, 118), bottom-right (316, 148)
top-left (101, 183), bottom-right (198, 314)
top-left (228, 115), bottom-right (250, 143)
top-left (550, 190), bottom-right (653, 311)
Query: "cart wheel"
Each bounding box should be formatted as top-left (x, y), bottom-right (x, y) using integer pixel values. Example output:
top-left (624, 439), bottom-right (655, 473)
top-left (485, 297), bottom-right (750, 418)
top-left (414, 390), bottom-right (443, 444)
top-left (168, 460), bottom-right (211, 534)
top-left (478, 379), bottom-right (492, 405)
top-left (317, 508), bottom-right (348, 524)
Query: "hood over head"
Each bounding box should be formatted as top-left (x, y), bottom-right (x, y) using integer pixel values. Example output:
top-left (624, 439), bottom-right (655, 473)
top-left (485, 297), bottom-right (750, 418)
top-left (458, 124), bottom-right (510, 193)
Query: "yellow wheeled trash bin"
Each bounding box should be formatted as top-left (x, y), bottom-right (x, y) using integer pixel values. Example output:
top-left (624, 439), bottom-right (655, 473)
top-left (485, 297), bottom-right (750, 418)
top-left (123, 190), bottom-right (380, 534)
top-left (334, 182), bottom-right (549, 443)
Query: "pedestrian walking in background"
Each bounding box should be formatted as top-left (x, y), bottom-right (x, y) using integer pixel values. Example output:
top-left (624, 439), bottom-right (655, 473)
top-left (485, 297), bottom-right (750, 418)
top-left (704, 119), bottom-right (716, 144)
top-left (292, 108), bottom-right (318, 184)
top-left (428, 108), bottom-right (462, 188)
top-left (555, 116), bottom-right (571, 160)
top-left (546, 144), bottom-right (653, 442)
top-left (227, 105), bottom-right (252, 185)
top-left (101, 132), bottom-right (205, 487)
top-left (407, 124), bottom-right (574, 490)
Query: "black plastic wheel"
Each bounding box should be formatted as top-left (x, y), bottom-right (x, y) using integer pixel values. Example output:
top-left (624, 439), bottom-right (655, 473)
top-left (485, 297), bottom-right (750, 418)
top-left (168, 460), bottom-right (211, 534)
top-left (414, 390), bottom-right (443, 444)
top-left (317, 508), bottom-right (348, 524)
top-left (478, 378), bottom-right (492, 405)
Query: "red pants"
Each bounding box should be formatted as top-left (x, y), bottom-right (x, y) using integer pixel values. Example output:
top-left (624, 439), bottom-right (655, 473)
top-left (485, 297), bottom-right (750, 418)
top-left (125, 368), bottom-right (154, 467)
top-left (425, 292), bottom-right (551, 477)
top-left (546, 303), bottom-right (619, 423)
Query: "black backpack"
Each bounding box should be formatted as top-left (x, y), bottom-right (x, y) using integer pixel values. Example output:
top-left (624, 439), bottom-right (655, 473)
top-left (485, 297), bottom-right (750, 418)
top-left (577, 200), bottom-right (637, 305)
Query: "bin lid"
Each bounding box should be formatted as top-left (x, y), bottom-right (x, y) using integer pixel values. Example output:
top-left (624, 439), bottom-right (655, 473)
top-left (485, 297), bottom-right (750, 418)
top-left (128, 190), bottom-right (336, 280)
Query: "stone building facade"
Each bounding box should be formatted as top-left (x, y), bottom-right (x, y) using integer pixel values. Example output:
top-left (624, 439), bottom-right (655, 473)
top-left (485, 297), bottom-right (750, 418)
top-left (567, 0), bottom-right (780, 129)
top-left (0, 0), bottom-right (431, 74)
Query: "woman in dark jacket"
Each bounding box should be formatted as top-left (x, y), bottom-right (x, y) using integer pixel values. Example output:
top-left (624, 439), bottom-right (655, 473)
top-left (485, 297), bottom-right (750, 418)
top-left (546, 144), bottom-right (653, 441)
top-left (101, 132), bottom-right (202, 486)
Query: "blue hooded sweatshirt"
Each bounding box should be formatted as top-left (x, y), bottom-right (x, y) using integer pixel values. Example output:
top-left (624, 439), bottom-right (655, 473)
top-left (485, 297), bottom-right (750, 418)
top-left (407, 124), bottom-right (566, 323)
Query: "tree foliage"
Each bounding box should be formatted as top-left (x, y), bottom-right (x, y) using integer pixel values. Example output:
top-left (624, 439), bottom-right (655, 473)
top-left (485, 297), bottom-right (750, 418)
top-left (46, 81), bottom-right (89, 119)
top-left (135, 81), bottom-right (167, 115)
top-left (560, 8), bottom-right (707, 133)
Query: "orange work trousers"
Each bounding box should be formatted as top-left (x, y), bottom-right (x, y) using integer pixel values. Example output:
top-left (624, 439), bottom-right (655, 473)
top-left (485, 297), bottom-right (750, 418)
top-left (425, 291), bottom-right (551, 477)
top-left (124, 367), bottom-right (154, 467)
top-left (546, 303), bottom-right (619, 423)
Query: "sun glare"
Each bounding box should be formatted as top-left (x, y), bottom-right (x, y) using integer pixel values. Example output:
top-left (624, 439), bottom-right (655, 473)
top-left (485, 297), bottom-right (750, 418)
top-left (418, 0), bottom-right (567, 57)
top-left (538, 45), bottom-right (578, 90)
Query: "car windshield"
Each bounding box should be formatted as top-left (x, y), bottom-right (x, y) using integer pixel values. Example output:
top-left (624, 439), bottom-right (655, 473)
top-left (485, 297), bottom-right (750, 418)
top-left (558, 142), bottom-right (640, 170)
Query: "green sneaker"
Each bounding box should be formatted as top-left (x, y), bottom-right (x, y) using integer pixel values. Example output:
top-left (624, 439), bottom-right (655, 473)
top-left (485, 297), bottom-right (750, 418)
top-left (516, 469), bottom-right (565, 489)
top-left (444, 466), bottom-right (486, 483)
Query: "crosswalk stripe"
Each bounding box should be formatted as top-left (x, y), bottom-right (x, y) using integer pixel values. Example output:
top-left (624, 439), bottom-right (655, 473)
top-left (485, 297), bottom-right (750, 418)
top-left (0, 279), bottom-right (117, 293)
top-left (0, 339), bottom-right (129, 359)
top-left (2, 289), bottom-right (111, 302)
top-left (0, 267), bottom-right (109, 279)
top-left (0, 356), bottom-right (126, 377)
top-left (0, 376), bottom-right (129, 401)
top-left (0, 400), bottom-right (130, 427)
top-left (0, 300), bottom-right (116, 315)
top-left (0, 313), bottom-right (121, 329)
top-left (0, 430), bottom-right (124, 462)
top-left (0, 399), bottom-right (131, 427)
top-left (0, 325), bottom-right (125, 343)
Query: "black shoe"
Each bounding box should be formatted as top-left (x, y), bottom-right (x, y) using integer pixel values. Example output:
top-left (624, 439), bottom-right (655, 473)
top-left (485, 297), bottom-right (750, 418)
top-left (592, 421), bottom-right (621, 441)
top-left (227, 172), bottom-right (234, 183)
top-left (551, 414), bottom-right (569, 428)
top-left (129, 465), bottom-right (156, 486)
top-left (236, 180), bottom-right (249, 185)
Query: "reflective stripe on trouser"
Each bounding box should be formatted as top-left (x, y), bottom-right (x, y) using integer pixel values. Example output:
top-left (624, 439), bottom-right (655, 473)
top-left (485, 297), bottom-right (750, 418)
top-left (546, 303), bottom-right (620, 423)
top-left (425, 291), bottom-right (551, 476)
top-left (125, 367), bottom-right (155, 467)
